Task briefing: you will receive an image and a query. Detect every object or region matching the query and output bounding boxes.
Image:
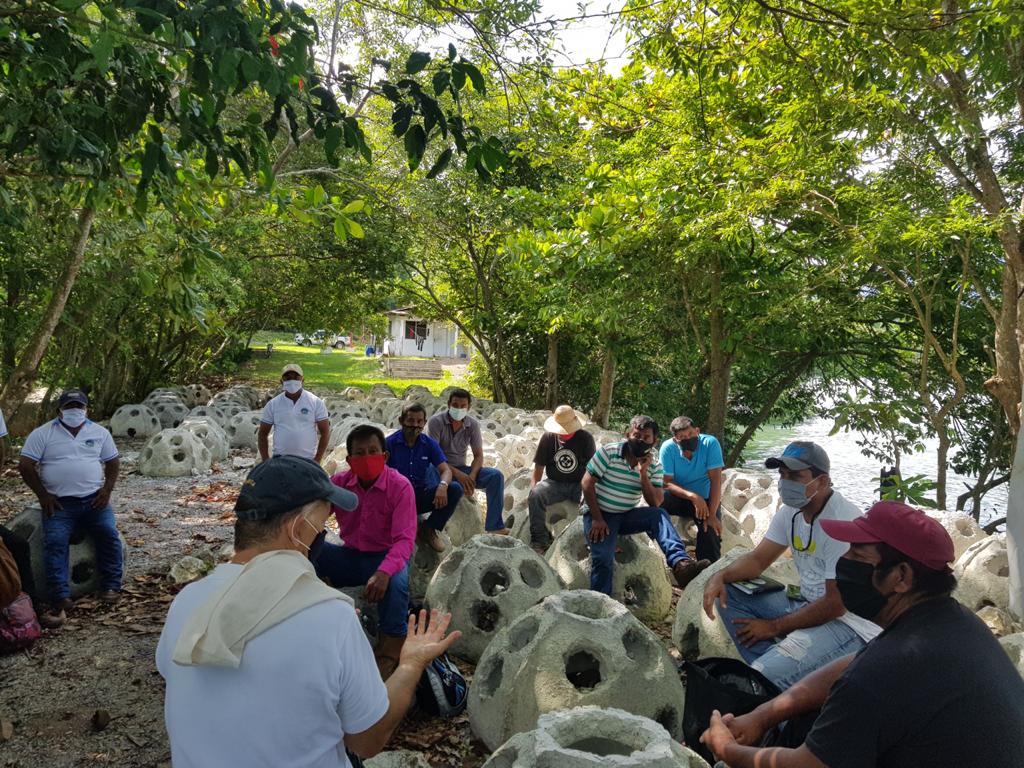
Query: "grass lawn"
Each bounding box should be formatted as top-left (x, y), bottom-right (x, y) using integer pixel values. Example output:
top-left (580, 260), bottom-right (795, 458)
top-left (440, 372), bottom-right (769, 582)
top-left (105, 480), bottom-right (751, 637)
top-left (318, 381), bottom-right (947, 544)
top-left (239, 340), bottom-right (470, 397)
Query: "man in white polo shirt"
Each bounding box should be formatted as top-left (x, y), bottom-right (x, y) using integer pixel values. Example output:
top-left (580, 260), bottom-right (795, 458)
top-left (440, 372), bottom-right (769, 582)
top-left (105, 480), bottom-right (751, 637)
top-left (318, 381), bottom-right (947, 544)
top-left (258, 363), bottom-right (330, 463)
top-left (18, 389), bottom-right (122, 613)
top-left (0, 404), bottom-right (8, 464)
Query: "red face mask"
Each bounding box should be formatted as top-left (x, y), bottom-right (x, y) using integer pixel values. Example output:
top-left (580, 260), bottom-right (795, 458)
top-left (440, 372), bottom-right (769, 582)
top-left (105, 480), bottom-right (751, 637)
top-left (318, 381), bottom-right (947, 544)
top-left (348, 454), bottom-right (386, 482)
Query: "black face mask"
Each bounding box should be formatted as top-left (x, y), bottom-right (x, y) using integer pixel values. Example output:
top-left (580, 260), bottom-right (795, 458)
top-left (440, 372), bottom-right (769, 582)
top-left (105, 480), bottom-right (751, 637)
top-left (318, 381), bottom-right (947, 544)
top-left (307, 529), bottom-right (327, 561)
top-left (628, 438), bottom-right (653, 457)
top-left (402, 426), bottom-right (422, 440)
top-left (678, 436), bottom-right (699, 451)
top-left (836, 558), bottom-right (889, 621)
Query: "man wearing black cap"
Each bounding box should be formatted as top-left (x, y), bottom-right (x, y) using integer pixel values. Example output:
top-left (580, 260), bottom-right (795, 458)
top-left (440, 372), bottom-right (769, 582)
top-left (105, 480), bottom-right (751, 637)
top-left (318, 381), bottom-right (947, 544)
top-left (18, 389), bottom-right (122, 620)
top-left (703, 441), bottom-right (880, 689)
top-left (156, 456), bottom-right (461, 768)
top-left (701, 501), bottom-right (1024, 768)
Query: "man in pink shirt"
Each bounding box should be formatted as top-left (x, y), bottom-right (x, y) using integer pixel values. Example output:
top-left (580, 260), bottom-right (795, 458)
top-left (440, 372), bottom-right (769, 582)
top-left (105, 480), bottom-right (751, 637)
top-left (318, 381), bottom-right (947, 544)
top-left (311, 424), bottom-right (417, 677)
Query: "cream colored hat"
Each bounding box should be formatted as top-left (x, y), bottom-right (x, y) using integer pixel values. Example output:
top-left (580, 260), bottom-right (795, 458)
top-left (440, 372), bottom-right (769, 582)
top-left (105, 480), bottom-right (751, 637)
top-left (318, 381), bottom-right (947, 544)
top-left (543, 405), bottom-right (586, 435)
top-left (281, 363), bottom-right (304, 377)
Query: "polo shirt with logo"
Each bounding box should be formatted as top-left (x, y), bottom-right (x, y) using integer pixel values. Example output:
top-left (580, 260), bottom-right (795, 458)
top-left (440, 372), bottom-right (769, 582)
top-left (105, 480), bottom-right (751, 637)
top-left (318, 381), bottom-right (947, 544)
top-left (21, 419), bottom-right (119, 497)
top-left (260, 390), bottom-right (329, 460)
top-left (426, 411), bottom-right (483, 467)
top-left (658, 433), bottom-right (724, 499)
top-left (585, 441), bottom-right (664, 514)
top-left (0, 407), bottom-right (7, 439)
top-left (384, 431), bottom-right (448, 490)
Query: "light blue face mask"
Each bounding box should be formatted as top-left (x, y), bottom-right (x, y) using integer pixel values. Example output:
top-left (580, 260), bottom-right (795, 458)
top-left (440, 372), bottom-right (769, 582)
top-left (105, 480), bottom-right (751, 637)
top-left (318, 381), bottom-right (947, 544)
top-left (448, 406), bottom-right (469, 421)
top-left (60, 408), bottom-right (87, 428)
top-left (779, 477), bottom-right (818, 509)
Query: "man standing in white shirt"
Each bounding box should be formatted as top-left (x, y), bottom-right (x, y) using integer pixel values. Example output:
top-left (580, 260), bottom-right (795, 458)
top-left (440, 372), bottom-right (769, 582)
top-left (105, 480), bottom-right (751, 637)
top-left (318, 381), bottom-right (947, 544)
top-left (157, 456), bottom-right (460, 768)
top-left (258, 363), bottom-right (330, 463)
top-left (702, 441), bottom-right (880, 690)
top-left (0, 404), bottom-right (8, 464)
top-left (18, 388), bottom-right (122, 615)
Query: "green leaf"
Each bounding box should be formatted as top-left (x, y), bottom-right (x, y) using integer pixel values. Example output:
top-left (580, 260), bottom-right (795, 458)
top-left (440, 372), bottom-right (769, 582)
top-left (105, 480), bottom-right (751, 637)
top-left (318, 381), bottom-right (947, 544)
top-left (324, 125), bottom-right (342, 160)
top-left (204, 145), bottom-right (219, 178)
top-left (91, 33), bottom-right (115, 71)
top-left (346, 219), bottom-right (364, 238)
top-left (404, 124), bottom-right (426, 171)
top-left (432, 70), bottom-right (450, 96)
top-left (333, 216), bottom-right (348, 241)
top-left (342, 199), bottom-right (365, 214)
top-left (462, 62), bottom-right (486, 94)
top-left (481, 141), bottom-right (502, 172)
top-left (405, 51), bottom-right (431, 74)
top-left (448, 43), bottom-right (457, 62)
top-left (425, 147), bottom-right (452, 179)
top-left (312, 184), bottom-right (326, 206)
top-left (289, 205), bottom-right (314, 224)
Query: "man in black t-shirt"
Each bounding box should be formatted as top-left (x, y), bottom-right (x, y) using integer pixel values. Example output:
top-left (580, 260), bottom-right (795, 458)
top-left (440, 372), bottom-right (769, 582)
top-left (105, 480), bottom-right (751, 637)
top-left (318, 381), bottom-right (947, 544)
top-left (701, 501), bottom-right (1024, 768)
top-left (527, 405), bottom-right (596, 553)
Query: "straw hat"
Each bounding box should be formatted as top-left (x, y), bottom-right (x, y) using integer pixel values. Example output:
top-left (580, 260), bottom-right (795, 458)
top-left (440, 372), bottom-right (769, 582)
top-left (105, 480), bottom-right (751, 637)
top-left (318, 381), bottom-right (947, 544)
top-left (543, 405), bottom-right (586, 435)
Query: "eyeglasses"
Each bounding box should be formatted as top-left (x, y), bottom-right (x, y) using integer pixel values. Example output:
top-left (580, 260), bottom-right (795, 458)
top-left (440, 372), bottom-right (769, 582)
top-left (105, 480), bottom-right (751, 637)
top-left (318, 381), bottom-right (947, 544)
top-left (790, 510), bottom-right (818, 553)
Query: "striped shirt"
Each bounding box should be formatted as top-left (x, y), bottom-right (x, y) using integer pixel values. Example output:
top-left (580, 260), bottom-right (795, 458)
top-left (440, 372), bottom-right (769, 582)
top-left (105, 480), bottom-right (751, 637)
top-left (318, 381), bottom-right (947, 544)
top-left (586, 441), bottom-right (663, 514)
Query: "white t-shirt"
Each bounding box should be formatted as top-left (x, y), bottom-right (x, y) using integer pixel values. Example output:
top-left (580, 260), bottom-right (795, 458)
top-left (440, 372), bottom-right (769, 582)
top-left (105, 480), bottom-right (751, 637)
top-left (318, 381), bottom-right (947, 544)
top-left (156, 564), bottom-right (388, 768)
top-left (764, 489), bottom-right (881, 642)
top-left (21, 419), bottom-right (118, 497)
top-left (0, 407), bottom-right (7, 439)
top-left (260, 390), bottom-right (329, 460)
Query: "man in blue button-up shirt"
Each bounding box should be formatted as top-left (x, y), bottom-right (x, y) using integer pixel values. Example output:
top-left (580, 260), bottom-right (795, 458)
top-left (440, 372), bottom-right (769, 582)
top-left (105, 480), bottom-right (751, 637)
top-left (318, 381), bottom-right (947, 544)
top-left (385, 403), bottom-right (462, 552)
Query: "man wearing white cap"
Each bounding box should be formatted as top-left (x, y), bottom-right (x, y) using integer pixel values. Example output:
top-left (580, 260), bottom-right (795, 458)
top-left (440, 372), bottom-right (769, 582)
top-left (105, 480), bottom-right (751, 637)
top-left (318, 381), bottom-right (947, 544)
top-left (258, 363), bottom-right (330, 463)
top-left (527, 405), bottom-right (596, 553)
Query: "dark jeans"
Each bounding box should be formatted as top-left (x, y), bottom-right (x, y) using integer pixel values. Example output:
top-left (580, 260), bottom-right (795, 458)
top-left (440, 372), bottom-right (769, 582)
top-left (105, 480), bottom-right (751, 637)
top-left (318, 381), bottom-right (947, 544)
top-left (661, 493), bottom-right (722, 562)
top-left (311, 543), bottom-right (410, 637)
top-left (454, 465), bottom-right (506, 530)
top-left (527, 478), bottom-right (581, 547)
top-left (42, 493), bottom-right (123, 601)
top-left (583, 506), bottom-right (690, 595)
top-left (413, 481), bottom-right (463, 532)
top-left (0, 525), bottom-right (36, 601)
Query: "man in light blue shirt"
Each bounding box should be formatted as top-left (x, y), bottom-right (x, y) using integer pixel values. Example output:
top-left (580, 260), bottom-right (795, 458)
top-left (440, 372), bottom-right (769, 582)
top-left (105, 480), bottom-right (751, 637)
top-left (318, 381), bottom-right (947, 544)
top-left (659, 415), bottom-right (724, 562)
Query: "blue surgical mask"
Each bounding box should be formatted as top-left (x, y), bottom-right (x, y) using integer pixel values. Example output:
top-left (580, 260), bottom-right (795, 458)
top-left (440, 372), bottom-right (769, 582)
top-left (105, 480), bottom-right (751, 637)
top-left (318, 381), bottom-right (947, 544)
top-left (779, 477), bottom-right (818, 509)
top-left (448, 407), bottom-right (469, 421)
top-left (60, 408), bottom-right (87, 428)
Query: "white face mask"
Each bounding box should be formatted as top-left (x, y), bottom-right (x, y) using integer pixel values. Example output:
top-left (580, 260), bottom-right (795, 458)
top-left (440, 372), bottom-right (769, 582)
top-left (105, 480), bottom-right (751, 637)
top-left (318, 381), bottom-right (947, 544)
top-left (282, 380), bottom-right (303, 394)
top-left (60, 408), bottom-right (87, 428)
top-left (448, 406), bottom-right (469, 421)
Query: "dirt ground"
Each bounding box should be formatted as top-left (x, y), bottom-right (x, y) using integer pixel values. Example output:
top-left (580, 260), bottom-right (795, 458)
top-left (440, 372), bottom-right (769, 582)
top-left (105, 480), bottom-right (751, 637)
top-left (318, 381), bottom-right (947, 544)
top-left (0, 441), bottom-right (685, 768)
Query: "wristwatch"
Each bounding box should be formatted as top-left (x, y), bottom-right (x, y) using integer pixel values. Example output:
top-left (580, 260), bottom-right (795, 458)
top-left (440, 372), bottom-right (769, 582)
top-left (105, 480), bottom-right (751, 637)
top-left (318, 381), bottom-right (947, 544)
top-left (438, 480), bottom-right (449, 487)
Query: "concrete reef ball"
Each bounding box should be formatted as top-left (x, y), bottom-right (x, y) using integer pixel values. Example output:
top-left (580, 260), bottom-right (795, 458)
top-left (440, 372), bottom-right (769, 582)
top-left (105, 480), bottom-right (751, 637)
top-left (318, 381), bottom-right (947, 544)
top-left (482, 707), bottom-right (710, 768)
top-left (954, 535), bottom-right (1010, 612)
top-left (138, 428), bottom-right (212, 477)
top-left (468, 589), bottom-right (685, 751)
top-left (425, 534), bottom-right (561, 662)
top-left (109, 404), bottom-right (162, 439)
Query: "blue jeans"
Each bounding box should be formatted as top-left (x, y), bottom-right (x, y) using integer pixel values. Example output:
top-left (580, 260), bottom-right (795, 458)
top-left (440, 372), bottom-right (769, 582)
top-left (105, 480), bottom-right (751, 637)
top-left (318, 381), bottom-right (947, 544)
top-left (456, 465), bottom-right (506, 530)
top-left (311, 544), bottom-right (410, 637)
top-left (583, 506), bottom-right (690, 595)
top-left (414, 481), bottom-right (463, 532)
top-left (42, 493), bottom-right (123, 601)
top-left (718, 584), bottom-right (866, 689)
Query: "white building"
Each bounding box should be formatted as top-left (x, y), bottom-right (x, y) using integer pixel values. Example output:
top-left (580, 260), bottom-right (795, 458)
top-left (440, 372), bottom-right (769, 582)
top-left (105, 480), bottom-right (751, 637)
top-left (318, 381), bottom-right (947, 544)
top-left (383, 308), bottom-right (471, 359)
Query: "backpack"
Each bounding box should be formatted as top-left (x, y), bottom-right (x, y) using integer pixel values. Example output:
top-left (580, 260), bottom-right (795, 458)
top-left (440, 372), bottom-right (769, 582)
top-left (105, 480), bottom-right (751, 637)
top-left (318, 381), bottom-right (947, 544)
top-left (0, 592), bottom-right (42, 653)
top-left (415, 652), bottom-right (468, 717)
top-left (681, 657), bottom-right (780, 763)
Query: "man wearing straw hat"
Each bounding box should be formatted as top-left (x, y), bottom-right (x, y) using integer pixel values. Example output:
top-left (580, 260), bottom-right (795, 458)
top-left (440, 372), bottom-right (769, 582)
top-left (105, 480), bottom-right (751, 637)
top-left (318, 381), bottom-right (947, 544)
top-left (527, 405), bottom-right (596, 554)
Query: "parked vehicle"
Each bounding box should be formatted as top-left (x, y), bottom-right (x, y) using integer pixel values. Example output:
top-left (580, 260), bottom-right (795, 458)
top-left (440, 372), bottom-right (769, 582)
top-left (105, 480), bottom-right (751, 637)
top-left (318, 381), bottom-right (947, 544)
top-left (294, 330), bottom-right (348, 348)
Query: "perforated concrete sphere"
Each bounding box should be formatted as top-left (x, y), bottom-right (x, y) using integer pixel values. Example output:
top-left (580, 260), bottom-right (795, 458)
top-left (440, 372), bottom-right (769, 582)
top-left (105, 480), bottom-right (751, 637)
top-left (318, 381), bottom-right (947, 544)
top-left (468, 590), bottom-right (686, 751)
top-left (209, 391), bottom-right (250, 410)
top-left (181, 417), bottom-right (230, 462)
top-left (369, 383), bottom-right (398, 399)
top-left (736, 489), bottom-right (780, 543)
top-left (503, 468), bottom-right (533, 514)
top-left (186, 405), bottom-right (229, 428)
top-left (340, 386), bottom-right (366, 401)
top-left (722, 469), bottom-right (775, 515)
top-left (493, 435), bottom-right (534, 472)
top-left (999, 633), bottom-right (1024, 679)
top-left (546, 517), bottom-right (672, 622)
top-left (401, 384), bottom-right (433, 400)
top-left (151, 400), bottom-right (191, 429)
top-left (321, 421), bottom-right (387, 472)
top-left (182, 383), bottom-right (212, 408)
top-left (976, 605), bottom-right (1020, 638)
top-left (138, 428), bottom-right (213, 477)
top-left (226, 410), bottom-right (264, 450)
top-left (509, 501), bottom-right (580, 548)
top-left (327, 403), bottom-right (368, 421)
top-left (483, 707), bottom-right (710, 768)
top-left (672, 547), bottom-right (799, 660)
top-left (954, 535), bottom-right (1010, 611)
top-left (146, 387), bottom-right (186, 403)
top-left (6, 505), bottom-right (128, 599)
top-left (109, 404), bottom-right (162, 439)
top-left (444, 496), bottom-right (485, 547)
top-left (409, 531), bottom-right (453, 600)
top-left (928, 512), bottom-right (988, 560)
top-left (425, 534), bottom-right (561, 662)
top-left (719, 509), bottom-right (755, 554)
top-left (365, 750), bottom-right (432, 768)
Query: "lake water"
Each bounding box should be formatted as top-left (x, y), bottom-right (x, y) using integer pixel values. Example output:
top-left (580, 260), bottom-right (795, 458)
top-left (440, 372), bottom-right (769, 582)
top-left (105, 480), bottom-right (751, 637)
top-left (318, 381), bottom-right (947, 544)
top-left (740, 418), bottom-right (1007, 526)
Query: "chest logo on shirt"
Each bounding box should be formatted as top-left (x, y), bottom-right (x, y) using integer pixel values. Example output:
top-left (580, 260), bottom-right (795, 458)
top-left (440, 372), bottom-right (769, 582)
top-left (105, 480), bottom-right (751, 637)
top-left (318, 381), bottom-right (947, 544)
top-left (84, 439), bottom-right (96, 446)
top-left (554, 448), bottom-right (578, 474)
top-left (300, 407), bottom-right (309, 415)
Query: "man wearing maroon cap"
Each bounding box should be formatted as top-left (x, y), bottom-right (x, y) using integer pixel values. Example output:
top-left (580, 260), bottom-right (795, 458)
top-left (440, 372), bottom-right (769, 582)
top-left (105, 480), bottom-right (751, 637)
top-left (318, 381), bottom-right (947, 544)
top-left (701, 501), bottom-right (1024, 768)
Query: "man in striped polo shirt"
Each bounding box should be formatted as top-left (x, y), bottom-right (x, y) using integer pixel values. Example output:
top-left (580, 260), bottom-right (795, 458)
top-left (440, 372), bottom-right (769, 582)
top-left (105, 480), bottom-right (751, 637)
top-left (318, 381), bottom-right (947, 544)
top-left (582, 415), bottom-right (711, 595)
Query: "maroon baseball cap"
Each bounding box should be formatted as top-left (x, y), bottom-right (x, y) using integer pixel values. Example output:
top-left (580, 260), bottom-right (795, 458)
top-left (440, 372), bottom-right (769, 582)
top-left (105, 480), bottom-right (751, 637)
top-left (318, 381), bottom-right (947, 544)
top-left (820, 501), bottom-right (955, 572)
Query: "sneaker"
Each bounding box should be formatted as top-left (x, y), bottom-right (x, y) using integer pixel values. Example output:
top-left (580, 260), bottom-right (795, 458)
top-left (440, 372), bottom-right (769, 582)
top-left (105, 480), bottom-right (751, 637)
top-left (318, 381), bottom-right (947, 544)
top-left (530, 542), bottom-right (550, 557)
top-left (672, 559), bottom-right (711, 590)
top-left (38, 609), bottom-right (66, 630)
top-left (52, 597), bottom-right (74, 613)
top-left (98, 590), bottom-right (121, 603)
top-left (488, 528), bottom-right (511, 536)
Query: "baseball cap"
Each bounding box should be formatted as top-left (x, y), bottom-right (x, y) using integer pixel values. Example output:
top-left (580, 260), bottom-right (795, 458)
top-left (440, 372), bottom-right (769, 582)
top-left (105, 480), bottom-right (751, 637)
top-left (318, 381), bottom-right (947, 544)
top-left (765, 441), bottom-right (830, 474)
top-left (820, 501), bottom-right (955, 572)
top-left (282, 363), bottom-right (304, 377)
top-left (235, 455), bottom-right (357, 520)
top-left (57, 388), bottom-right (89, 408)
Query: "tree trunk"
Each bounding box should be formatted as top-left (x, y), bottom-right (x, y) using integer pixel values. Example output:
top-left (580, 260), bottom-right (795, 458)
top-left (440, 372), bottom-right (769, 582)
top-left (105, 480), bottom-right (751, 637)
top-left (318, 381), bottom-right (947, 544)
top-left (935, 427), bottom-right (949, 510)
top-left (544, 331), bottom-right (559, 411)
top-left (593, 346), bottom-right (616, 428)
top-left (0, 205), bottom-right (95, 422)
top-left (705, 254), bottom-right (731, 443)
top-left (1006, 386), bottom-right (1024, 619)
top-left (985, 261), bottom-right (1022, 435)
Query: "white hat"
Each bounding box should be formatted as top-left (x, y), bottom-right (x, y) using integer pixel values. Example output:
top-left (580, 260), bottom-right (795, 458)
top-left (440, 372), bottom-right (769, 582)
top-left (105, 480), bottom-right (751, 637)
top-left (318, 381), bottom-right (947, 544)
top-left (281, 363), bottom-right (304, 377)
top-left (543, 405), bottom-right (586, 435)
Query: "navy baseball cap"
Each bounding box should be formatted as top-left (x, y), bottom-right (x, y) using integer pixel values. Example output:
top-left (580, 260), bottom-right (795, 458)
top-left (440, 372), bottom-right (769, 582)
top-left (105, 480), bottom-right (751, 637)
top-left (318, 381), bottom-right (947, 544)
top-left (57, 388), bottom-right (89, 408)
top-left (235, 456), bottom-right (358, 520)
top-left (765, 441), bottom-right (830, 474)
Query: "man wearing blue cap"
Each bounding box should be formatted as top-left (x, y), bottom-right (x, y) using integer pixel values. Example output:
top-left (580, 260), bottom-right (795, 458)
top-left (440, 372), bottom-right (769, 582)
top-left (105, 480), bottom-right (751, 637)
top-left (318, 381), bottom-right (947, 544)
top-left (157, 455), bottom-right (460, 768)
top-left (702, 441), bottom-right (880, 689)
top-left (18, 388), bottom-right (122, 621)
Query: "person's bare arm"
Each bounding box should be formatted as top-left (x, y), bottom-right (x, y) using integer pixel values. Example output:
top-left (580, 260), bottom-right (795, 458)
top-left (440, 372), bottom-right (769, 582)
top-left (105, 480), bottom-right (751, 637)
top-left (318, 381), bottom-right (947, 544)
top-left (91, 457), bottom-right (120, 509)
top-left (703, 711), bottom-right (829, 768)
top-left (257, 423), bottom-right (272, 461)
top-left (707, 467), bottom-right (723, 516)
top-left (582, 471), bottom-right (609, 542)
top-left (314, 420), bottom-right (330, 463)
top-left (530, 463), bottom-right (544, 488)
top-left (703, 538), bottom-right (787, 619)
top-left (638, 455), bottom-right (663, 507)
top-left (469, 443), bottom-right (484, 480)
top-left (18, 457), bottom-right (60, 516)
